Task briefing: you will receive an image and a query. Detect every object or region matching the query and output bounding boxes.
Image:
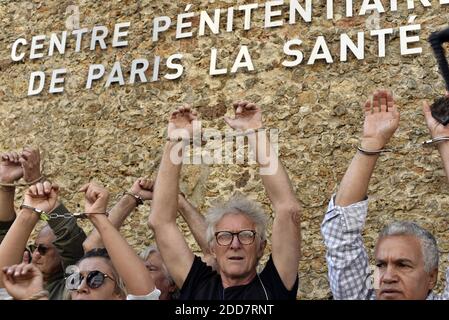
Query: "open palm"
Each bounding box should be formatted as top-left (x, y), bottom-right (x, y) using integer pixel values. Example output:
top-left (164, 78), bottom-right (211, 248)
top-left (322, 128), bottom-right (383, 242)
top-left (224, 101), bottom-right (262, 131)
top-left (362, 90), bottom-right (400, 149)
top-left (422, 100), bottom-right (449, 138)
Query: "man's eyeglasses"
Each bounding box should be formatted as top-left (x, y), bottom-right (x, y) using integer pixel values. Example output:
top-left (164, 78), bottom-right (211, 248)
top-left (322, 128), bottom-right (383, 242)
top-left (65, 270), bottom-right (116, 290)
top-left (28, 244), bottom-right (50, 256)
top-left (215, 230), bottom-right (257, 246)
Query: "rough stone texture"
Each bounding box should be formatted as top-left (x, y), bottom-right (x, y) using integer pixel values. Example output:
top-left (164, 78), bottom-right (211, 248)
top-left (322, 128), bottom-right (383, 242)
top-left (1, 1), bottom-right (449, 299)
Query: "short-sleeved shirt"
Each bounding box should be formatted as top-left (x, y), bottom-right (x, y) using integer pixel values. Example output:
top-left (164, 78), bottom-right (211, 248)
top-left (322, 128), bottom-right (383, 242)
top-left (0, 219), bottom-right (14, 245)
top-left (180, 254), bottom-right (298, 300)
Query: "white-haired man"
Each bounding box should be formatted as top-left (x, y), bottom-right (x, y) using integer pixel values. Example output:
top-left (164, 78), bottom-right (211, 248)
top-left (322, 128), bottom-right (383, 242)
top-left (321, 90), bottom-right (449, 300)
top-left (149, 102), bottom-right (301, 300)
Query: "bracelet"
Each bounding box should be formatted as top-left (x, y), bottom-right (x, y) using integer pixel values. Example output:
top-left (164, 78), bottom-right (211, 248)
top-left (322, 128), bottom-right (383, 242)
top-left (0, 176), bottom-right (44, 188)
top-left (357, 146), bottom-right (392, 155)
top-left (123, 192), bottom-right (144, 206)
top-left (19, 204), bottom-right (50, 222)
top-left (422, 136), bottom-right (449, 147)
top-left (25, 290), bottom-right (49, 300)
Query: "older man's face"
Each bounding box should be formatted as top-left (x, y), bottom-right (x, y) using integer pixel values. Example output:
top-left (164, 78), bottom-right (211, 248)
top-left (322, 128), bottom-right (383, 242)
top-left (31, 227), bottom-right (62, 278)
top-left (211, 213), bottom-right (265, 286)
top-left (374, 235), bottom-right (437, 300)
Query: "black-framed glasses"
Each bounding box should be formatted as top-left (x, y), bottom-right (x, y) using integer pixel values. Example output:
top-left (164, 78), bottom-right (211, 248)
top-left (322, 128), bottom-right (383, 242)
top-left (65, 270), bottom-right (116, 290)
top-left (29, 244), bottom-right (50, 256)
top-left (215, 230), bottom-right (257, 246)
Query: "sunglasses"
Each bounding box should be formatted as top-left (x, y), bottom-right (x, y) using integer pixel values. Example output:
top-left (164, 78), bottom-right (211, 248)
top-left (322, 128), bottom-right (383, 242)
top-left (28, 243), bottom-right (50, 256)
top-left (65, 270), bottom-right (116, 290)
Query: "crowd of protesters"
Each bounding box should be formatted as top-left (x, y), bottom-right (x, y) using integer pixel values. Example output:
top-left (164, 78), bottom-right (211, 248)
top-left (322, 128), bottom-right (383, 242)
top-left (1, 91), bottom-right (449, 300)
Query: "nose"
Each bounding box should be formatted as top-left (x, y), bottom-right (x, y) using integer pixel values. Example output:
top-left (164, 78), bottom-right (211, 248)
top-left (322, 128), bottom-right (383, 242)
top-left (229, 234), bottom-right (242, 249)
top-left (381, 264), bottom-right (398, 284)
top-left (77, 277), bottom-right (90, 294)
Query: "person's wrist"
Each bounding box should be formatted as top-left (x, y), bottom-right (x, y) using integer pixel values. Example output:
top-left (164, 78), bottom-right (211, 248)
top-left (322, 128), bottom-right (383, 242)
top-left (437, 139), bottom-right (449, 151)
top-left (0, 177), bottom-right (15, 184)
top-left (86, 208), bottom-right (108, 215)
top-left (122, 192), bottom-right (138, 206)
top-left (125, 191), bottom-right (144, 206)
top-left (87, 211), bottom-right (108, 223)
top-left (24, 289), bottom-right (48, 300)
top-left (360, 137), bottom-right (386, 150)
top-left (23, 173), bottom-right (41, 183)
top-left (0, 184), bottom-right (15, 192)
top-left (18, 206), bottom-right (41, 221)
top-left (166, 140), bottom-right (188, 149)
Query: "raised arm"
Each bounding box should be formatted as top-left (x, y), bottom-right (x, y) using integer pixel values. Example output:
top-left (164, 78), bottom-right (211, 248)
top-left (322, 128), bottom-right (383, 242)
top-left (0, 181), bottom-right (59, 287)
top-left (81, 182), bottom-right (156, 296)
top-left (335, 90), bottom-right (400, 206)
top-left (0, 147), bottom-right (41, 225)
top-left (148, 106), bottom-right (197, 289)
top-left (224, 101), bottom-right (301, 290)
top-left (83, 178), bottom-right (154, 252)
top-left (0, 152), bottom-right (23, 225)
top-left (177, 194), bottom-right (212, 259)
top-left (321, 90), bottom-right (400, 299)
top-left (422, 97), bottom-right (449, 181)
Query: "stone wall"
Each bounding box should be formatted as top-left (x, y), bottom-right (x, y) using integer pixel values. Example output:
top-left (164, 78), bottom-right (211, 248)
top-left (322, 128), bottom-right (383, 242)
top-left (1, 0), bottom-right (449, 299)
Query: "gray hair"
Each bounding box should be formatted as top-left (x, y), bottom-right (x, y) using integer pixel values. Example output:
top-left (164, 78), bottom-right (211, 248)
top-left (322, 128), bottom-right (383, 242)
top-left (140, 244), bottom-right (160, 261)
top-left (378, 221), bottom-right (439, 273)
top-left (140, 245), bottom-right (180, 300)
top-left (206, 194), bottom-right (268, 246)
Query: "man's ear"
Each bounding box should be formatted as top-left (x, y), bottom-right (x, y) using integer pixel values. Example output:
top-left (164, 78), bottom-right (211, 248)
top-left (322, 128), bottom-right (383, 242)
top-left (428, 268), bottom-right (438, 290)
top-left (210, 243), bottom-right (217, 258)
top-left (257, 240), bottom-right (267, 259)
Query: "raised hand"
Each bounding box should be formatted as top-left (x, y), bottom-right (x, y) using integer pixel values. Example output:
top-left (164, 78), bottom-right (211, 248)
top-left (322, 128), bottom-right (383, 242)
top-left (362, 90), bottom-right (400, 150)
top-left (168, 105), bottom-right (198, 140)
top-left (224, 101), bottom-right (263, 131)
top-left (130, 178), bottom-right (154, 201)
top-left (23, 181), bottom-right (59, 213)
top-left (79, 182), bottom-right (109, 214)
top-left (19, 147), bottom-right (41, 183)
top-left (0, 152), bottom-right (23, 184)
top-left (422, 99), bottom-right (449, 138)
top-left (2, 261), bottom-right (44, 300)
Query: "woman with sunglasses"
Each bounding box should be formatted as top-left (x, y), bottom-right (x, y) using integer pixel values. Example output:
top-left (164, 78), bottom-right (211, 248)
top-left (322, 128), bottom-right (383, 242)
top-left (69, 182), bottom-right (160, 300)
top-left (66, 248), bottom-right (127, 300)
top-left (2, 182), bottom-right (160, 300)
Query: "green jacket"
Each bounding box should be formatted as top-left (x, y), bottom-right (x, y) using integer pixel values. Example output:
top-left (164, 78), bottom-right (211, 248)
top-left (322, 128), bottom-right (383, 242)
top-left (45, 202), bottom-right (86, 300)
